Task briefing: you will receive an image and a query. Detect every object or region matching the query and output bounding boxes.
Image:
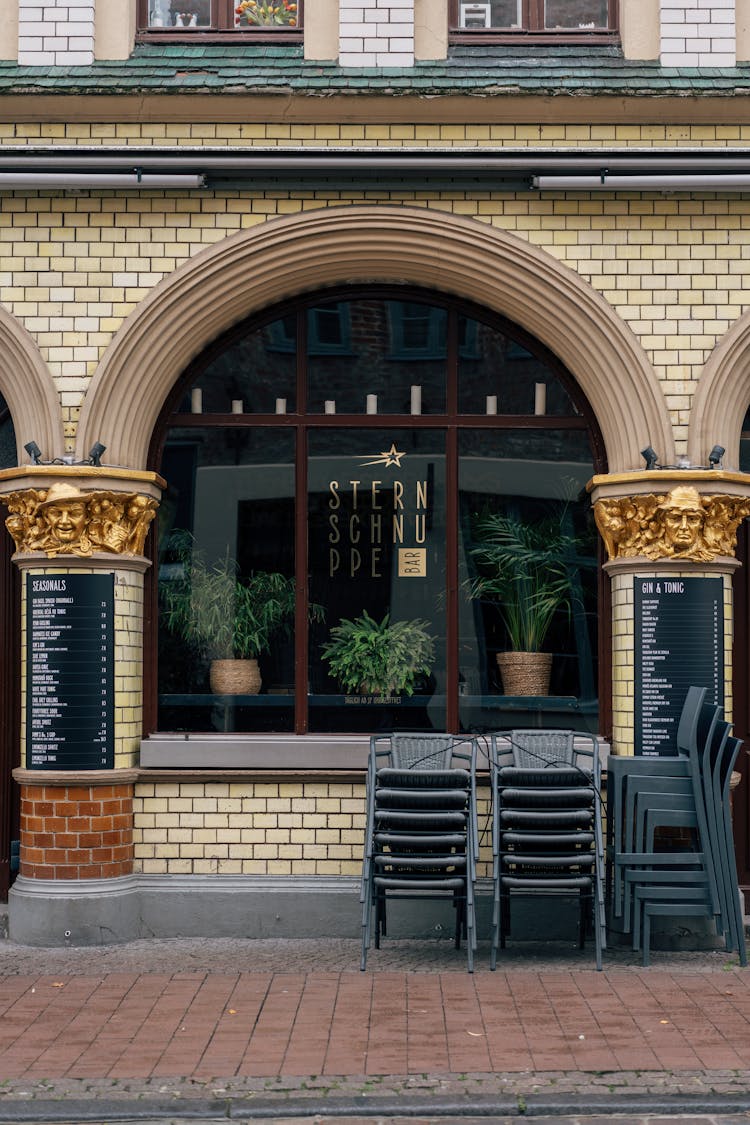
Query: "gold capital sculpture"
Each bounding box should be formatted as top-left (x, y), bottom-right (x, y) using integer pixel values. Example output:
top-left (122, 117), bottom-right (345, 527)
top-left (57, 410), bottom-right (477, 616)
top-left (3, 482), bottom-right (158, 558)
top-left (594, 485), bottom-right (750, 562)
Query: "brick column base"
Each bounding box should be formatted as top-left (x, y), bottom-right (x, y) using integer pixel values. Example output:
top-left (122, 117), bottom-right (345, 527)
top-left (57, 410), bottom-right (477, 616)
top-left (15, 770), bottom-right (137, 880)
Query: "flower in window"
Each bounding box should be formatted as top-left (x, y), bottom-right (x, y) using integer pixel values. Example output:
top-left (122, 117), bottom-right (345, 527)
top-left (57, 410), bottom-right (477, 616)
top-left (236, 0), bottom-right (297, 25)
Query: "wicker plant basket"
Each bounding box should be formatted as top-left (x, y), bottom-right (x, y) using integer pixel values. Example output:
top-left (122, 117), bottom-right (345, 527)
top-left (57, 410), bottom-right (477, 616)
top-left (210, 658), bottom-right (262, 696)
top-left (496, 652), bottom-right (553, 697)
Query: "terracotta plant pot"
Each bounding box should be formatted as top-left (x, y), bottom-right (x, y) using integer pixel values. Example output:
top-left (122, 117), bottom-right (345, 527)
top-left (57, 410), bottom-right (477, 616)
top-left (209, 658), bottom-right (262, 695)
top-left (496, 651), bottom-right (553, 697)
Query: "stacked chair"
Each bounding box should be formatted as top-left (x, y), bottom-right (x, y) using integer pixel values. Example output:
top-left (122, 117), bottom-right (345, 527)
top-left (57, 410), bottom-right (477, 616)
top-left (360, 733), bottom-right (479, 972)
top-left (607, 685), bottom-right (747, 966)
top-left (489, 729), bottom-right (606, 970)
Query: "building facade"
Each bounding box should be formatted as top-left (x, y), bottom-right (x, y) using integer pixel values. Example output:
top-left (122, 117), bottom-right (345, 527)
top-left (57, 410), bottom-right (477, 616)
top-left (1, 0), bottom-right (750, 943)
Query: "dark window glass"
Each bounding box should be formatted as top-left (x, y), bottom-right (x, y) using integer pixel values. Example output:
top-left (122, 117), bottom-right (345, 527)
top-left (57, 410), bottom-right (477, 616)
top-left (139, 0), bottom-right (302, 31)
top-left (452, 0), bottom-right (615, 32)
top-left (156, 289), bottom-right (602, 738)
top-left (158, 427), bottom-right (295, 733)
top-left (308, 428), bottom-right (446, 732)
top-left (458, 429), bottom-right (598, 732)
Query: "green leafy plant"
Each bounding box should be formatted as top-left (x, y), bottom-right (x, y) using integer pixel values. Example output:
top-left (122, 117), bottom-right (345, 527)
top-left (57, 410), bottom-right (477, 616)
top-left (160, 537), bottom-right (320, 660)
top-left (321, 610), bottom-right (435, 696)
top-left (468, 511), bottom-right (580, 653)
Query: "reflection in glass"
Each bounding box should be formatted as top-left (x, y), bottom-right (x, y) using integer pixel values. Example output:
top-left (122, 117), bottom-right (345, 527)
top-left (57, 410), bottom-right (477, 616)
top-left (460, 1), bottom-right (519, 27)
top-left (157, 427), bottom-right (295, 732)
top-left (544, 0), bottom-right (609, 27)
top-left (149, 0), bottom-right (210, 26)
top-left (306, 300), bottom-right (446, 414)
top-left (458, 429), bottom-right (598, 733)
top-left (458, 317), bottom-right (576, 415)
top-left (0, 392), bottom-right (16, 468)
top-left (308, 429), bottom-right (446, 732)
top-left (181, 316), bottom-right (297, 415)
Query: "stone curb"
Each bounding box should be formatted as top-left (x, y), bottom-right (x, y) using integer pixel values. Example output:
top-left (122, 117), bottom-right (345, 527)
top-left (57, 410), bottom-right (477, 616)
top-left (4, 1092), bottom-right (750, 1121)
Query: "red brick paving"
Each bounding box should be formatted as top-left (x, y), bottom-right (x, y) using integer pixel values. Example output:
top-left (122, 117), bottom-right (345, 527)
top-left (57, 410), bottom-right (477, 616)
top-left (0, 967), bottom-right (749, 1080)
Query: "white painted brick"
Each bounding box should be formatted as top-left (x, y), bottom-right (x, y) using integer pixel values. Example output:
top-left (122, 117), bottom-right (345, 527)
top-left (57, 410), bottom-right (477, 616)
top-left (17, 49), bottom-right (56, 64)
top-left (18, 21), bottom-right (49, 35)
top-left (339, 37), bottom-right (365, 49)
top-left (388, 37), bottom-right (414, 50)
top-left (661, 36), bottom-right (688, 52)
top-left (699, 51), bottom-right (735, 64)
top-left (339, 51), bottom-right (377, 65)
top-left (56, 50), bottom-right (94, 63)
top-left (376, 51), bottom-right (414, 65)
top-left (58, 20), bottom-right (94, 35)
top-left (661, 50), bottom-right (700, 64)
top-left (340, 21), bottom-right (370, 34)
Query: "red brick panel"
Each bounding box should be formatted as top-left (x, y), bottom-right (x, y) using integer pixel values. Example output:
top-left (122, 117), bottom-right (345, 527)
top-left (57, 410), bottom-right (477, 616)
top-left (19, 783), bottom-right (134, 879)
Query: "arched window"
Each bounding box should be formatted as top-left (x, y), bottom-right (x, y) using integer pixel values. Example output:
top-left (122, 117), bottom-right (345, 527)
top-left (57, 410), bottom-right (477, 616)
top-left (150, 287), bottom-right (605, 737)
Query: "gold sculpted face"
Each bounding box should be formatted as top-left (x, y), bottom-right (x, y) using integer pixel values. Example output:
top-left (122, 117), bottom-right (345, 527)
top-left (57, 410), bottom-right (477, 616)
top-left (594, 486), bottom-right (750, 563)
top-left (2, 483), bottom-right (158, 558)
top-left (44, 500), bottom-right (88, 544)
top-left (657, 486), bottom-right (705, 554)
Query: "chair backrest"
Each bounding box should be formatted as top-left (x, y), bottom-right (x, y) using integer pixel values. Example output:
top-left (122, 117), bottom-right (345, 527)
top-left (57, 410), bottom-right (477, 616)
top-left (378, 733), bottom-right (460, 770)
top-left (676, 685), bottom-right (707, 755)
top-left (508, 729), bottom-right (576, 768)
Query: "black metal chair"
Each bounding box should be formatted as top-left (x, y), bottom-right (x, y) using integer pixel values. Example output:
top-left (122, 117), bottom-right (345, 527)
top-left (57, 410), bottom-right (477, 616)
top-left (490, 730), bottom-right (605, 970)
top-left (360, 733), bottom-right (479, 972)
top-left (607, 686), bottom-right (746, 966)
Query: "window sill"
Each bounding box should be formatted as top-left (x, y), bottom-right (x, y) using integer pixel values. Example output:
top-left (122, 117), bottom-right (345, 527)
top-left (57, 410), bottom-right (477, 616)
top-left (449, 31), bottom-right (619, 45)
top-left (135, 30), bottom-right (303, 43)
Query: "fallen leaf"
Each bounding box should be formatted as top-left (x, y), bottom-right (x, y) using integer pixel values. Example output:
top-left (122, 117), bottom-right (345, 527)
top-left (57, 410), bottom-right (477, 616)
top-left (659, 1019), bottom-right (669, 1025)
top-left (227, 1009), bottom-right (237, 1015)
top-left (466, 1030), bottom-right (483, 1037)
top-left (51, 982), bottom-right (64, 988)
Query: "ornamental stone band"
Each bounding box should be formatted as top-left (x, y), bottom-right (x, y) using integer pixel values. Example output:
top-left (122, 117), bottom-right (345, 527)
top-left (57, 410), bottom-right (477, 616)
top-left (593, 485), bottom-right (750, 563)
top-left (2, 481), bottom-right (158, 558)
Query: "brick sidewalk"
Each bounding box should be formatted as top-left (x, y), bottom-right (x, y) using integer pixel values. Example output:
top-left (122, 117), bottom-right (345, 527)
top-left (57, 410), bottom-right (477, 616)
top-left (0, 938), bottom-right (749, 1118)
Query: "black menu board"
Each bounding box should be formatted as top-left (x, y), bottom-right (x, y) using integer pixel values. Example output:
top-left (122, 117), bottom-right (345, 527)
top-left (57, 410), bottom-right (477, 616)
top-left (634, 576), bottom-right (723, 757)
top-left (26, 573), bottom-right (114, 770)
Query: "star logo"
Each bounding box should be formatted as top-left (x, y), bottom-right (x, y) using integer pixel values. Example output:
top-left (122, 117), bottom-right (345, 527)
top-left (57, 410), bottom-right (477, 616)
top-left (361, 443), bottom-right (407, 469)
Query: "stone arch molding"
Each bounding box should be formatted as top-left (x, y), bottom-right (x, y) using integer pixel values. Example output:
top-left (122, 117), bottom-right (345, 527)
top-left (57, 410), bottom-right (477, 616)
top-left (689, 309), bottom-right (750, 470)
top-left (0, 303), bottom-right (64, 464)
top-left (78, 206), bottom-right (672, 474)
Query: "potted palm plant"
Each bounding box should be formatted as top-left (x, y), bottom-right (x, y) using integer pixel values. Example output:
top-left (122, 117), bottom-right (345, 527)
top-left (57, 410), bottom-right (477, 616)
top-left (321, 610), bottom-right (435, 697)
top-left (160, 537), bottom-right (316, 695)
top-left (468, 510), bottom-right (580, 696)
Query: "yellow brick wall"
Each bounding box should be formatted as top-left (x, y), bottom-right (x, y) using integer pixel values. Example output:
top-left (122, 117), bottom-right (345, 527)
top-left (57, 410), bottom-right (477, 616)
top-left (132, 779), bottom-right (495, 877)
top-left (114, 567), bottom-right (144, 769)
top-left (2, 123), bottom-right (749, 450)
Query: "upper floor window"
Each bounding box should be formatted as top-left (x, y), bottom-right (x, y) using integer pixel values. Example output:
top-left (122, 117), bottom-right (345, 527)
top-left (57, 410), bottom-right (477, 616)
top-left (138, 0), bottom-right (302, 34)
top-left (450, 0), bottom-right (617, 38)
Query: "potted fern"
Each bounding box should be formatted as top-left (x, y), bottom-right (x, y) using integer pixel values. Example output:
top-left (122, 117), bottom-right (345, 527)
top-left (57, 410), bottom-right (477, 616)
top-left (160, 537), bottom-right (317, 695)
top-left (321, 610), bottom-right (435, 697)
top-left (469, 510), bottom-right (580, 696)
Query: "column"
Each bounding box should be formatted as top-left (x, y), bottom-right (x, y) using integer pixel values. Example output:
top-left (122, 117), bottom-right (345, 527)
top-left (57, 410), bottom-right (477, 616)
top-left (589, 471), bottom-right (750, 756)
top-left (0, 466), bottom-right (161, 944)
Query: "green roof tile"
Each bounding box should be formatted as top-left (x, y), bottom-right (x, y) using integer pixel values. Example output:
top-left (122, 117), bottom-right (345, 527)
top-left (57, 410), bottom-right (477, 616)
top-left (0, 44), bottom-right (749, 97)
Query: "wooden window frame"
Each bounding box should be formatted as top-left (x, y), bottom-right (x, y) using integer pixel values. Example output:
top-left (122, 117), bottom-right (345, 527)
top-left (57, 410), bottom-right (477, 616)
top-left (449, 0), bottom-right (618, 44)
top-left (136, 0), bottom-right (303, 42)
